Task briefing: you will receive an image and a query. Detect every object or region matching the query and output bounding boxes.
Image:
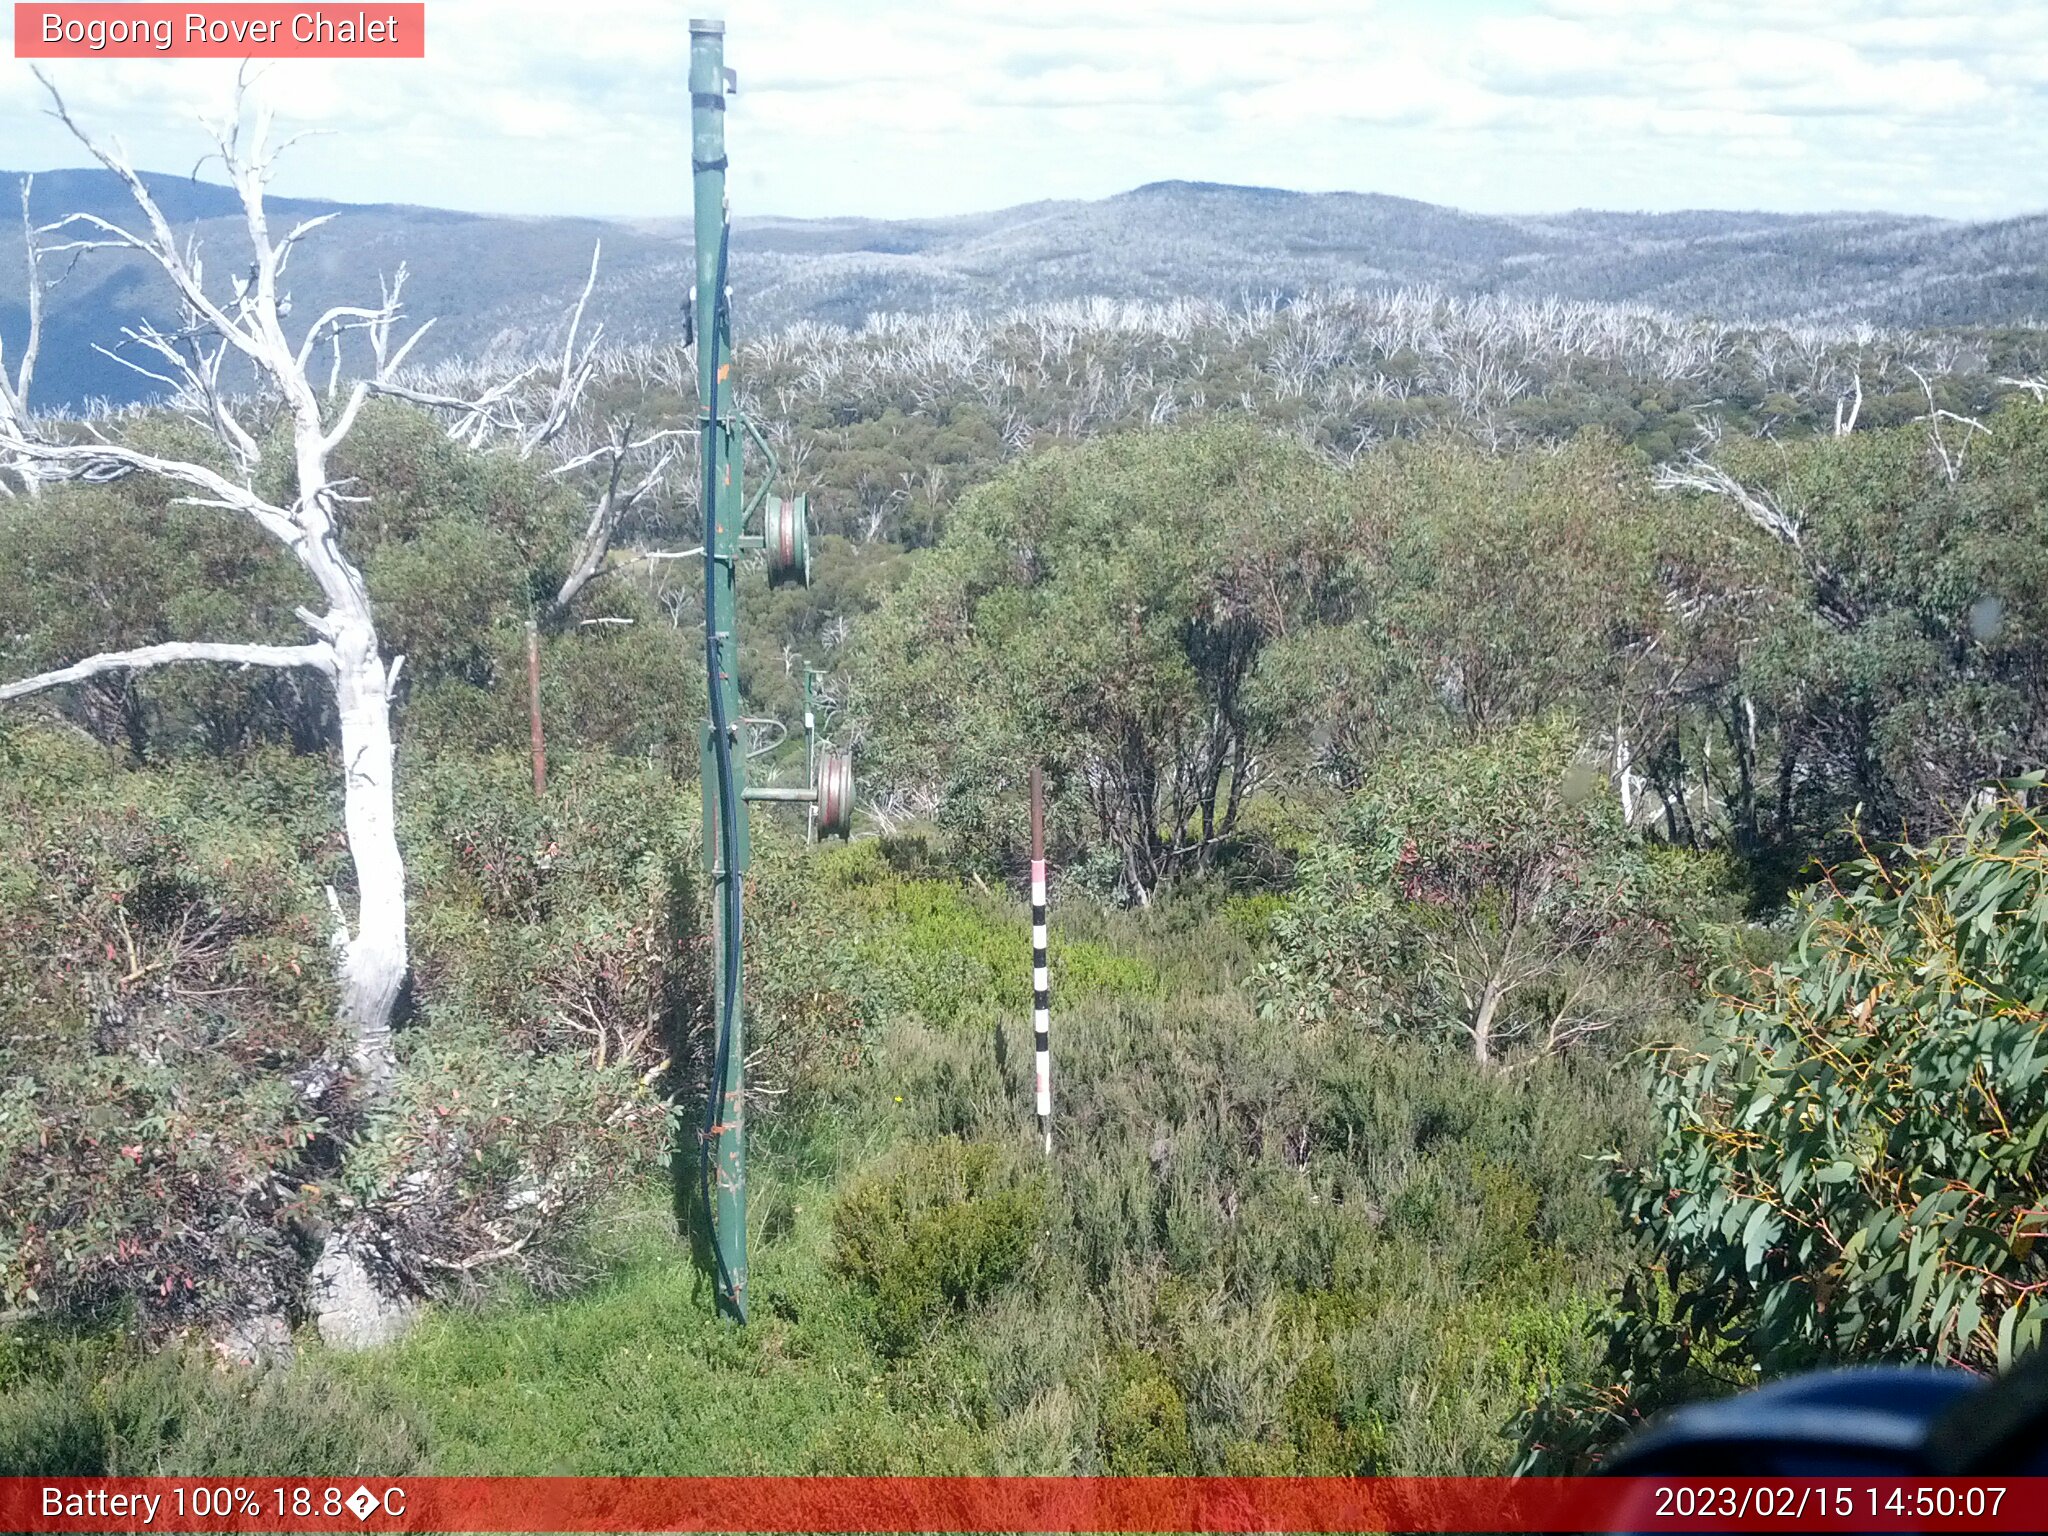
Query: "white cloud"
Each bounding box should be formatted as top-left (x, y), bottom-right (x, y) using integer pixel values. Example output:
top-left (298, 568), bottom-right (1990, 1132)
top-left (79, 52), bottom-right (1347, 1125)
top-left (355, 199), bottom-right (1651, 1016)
top-left (1, 0), bottom-right (2044, 218)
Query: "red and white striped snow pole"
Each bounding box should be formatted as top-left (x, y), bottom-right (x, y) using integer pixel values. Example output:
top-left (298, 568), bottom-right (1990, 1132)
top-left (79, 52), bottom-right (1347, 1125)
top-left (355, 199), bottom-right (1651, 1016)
top-left (1030, 764), bottom-right (1052, 1154)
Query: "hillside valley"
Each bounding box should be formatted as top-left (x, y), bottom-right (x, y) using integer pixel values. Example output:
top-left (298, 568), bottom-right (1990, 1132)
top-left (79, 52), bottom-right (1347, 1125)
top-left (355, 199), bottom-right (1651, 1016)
top-left (5, 170), bottom-right (2046, 408)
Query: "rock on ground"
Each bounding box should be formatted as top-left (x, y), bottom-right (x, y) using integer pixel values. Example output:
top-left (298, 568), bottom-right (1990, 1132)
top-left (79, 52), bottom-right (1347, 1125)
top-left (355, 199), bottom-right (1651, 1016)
top-left (309, 1237), bottom-right (418, 1350)
top-left (210, 1312), bottom-right (294, 1369)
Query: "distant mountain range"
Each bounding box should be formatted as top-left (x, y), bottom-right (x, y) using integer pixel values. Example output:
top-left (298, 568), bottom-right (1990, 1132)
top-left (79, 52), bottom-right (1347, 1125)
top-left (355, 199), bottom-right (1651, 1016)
top-left (6, 170), bottom-right (2046, 409)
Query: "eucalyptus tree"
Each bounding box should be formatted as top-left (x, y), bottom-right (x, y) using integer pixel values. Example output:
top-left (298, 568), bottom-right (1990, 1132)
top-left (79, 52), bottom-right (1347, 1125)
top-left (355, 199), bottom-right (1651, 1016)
top-left (1262, 721), bottom-right (1717, 1068)
top-left (856, 418), bottom-right (1352, 895)
top-left (1523, 780), bottom-right (2048, 1470)
top-left (1650, 405), bottom-right (2048, 853)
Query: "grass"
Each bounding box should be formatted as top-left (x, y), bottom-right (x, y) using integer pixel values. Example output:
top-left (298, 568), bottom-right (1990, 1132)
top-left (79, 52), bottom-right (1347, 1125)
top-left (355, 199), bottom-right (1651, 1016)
top-left (329, 1183), bottom-right (987, 1475)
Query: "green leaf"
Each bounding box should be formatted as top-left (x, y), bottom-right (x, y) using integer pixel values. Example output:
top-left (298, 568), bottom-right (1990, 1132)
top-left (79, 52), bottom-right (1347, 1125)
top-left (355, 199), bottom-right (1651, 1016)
top-left (1742, 1201), bottom-right (1778, 1273)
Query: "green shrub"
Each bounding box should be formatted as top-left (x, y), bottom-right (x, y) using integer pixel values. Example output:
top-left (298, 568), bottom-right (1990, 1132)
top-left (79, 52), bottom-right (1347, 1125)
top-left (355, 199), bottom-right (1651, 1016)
top-left (0, 731), bottom-right (337, 1331)
top-left (1279, 1343), bottom-right (1385, 1474)
top-left (401, 749), bottom-right (695, 1065)
top-left (0, 1332), bottom-right (428, 1475)
top-left (1098, 1353), bottom-right (1194, 1474)
top-left (833, 1137), bottom-right (1046, 1354)
top-left (1262, 720), bottom-right (1731, 1066)
top-left (0, 731), bottom-right (699, 1332)
top-left (374, 749), bottom-right (693, 1287)
top-left (1525, 779), bottom-right (2048, 1468)
top-left (740, 827), bottom-right (884, 1121)
top-left (345, 1027), bottom-right (666, 1297)
top-left (1221, 892), bottom-right (1287, 952)
top-left (810, 845), bottom-right (1158, 1034)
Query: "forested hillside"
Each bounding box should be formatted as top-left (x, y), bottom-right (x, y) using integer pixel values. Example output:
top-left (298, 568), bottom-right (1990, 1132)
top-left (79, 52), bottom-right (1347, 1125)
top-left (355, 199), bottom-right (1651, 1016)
top-left (6, 143), bottom-right (2048, 1480)
top-left (11, 168), bottom-right (2048, 409)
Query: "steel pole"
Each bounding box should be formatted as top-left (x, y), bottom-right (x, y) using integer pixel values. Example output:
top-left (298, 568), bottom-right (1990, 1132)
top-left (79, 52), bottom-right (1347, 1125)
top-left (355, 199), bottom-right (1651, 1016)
top-left (692, 15), bottom-right (747, 1321)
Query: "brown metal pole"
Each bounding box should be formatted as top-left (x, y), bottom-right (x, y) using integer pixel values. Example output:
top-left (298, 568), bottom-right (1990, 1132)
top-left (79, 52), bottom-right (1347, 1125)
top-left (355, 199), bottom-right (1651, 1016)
top-left (526, 619), bottom-right (547, 798)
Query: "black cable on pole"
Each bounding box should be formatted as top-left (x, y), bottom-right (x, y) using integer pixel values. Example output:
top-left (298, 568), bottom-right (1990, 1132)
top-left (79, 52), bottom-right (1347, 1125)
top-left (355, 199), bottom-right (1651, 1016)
top-left (699, 214), bottom-right (744, 1317)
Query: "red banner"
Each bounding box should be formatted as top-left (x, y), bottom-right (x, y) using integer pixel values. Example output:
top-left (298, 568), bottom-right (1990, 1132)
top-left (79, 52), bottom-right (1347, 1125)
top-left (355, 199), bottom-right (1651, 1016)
top-left (6, 1477), bottom-right (2048, 1533)
top-left (13, 4), bottom-right (425, 58)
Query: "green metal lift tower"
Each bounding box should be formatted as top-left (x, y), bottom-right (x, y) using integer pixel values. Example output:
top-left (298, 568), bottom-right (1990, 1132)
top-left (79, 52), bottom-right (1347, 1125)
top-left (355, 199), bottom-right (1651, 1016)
top-left (690, 17), bottom-right (851, 1323)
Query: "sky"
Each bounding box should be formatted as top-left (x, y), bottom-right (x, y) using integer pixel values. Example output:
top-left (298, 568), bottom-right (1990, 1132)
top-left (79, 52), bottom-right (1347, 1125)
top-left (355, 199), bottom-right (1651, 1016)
top-left (1, 0), bottom-right (2043, 222)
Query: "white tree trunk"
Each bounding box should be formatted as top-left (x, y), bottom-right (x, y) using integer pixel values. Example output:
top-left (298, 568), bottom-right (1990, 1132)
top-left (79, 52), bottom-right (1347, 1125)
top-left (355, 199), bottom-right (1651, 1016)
top-left (1470, 970), bottom-right (1508, 1069)
top-left (333, 616), bottom-right (406, 1089)
top-left (1614, 706), bottom-right (1638, 827)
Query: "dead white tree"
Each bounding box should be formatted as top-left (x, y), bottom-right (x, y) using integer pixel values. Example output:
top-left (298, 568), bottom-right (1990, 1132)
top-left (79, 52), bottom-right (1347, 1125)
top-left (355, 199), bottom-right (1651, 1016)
top-left (1907, 364), bottom-right (1989, 484)
top-left (0, 175), bottom-right (51, 497)
top-left (546, 415), bottom-right (687, 616)
top-left (1653, 428), bottom-right (1863, 632)
top-left (1833, 368), bottom-right (1862, 437)
top-left (0, 74), bottom-right (446, 1093)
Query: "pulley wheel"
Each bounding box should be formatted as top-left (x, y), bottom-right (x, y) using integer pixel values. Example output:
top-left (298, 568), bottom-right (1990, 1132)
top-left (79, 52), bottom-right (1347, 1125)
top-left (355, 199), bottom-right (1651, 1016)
top-left (766, 494), bottom-right (812, 589)
top-left (816, 750), bottom-right (854, 840)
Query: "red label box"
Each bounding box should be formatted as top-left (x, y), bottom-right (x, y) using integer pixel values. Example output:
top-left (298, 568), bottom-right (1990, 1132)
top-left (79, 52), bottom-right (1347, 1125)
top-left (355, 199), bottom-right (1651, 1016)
top-left (8, 1477), bottom-right (2048, 1534)
top-left (14, 3), bottom-right (425, 58)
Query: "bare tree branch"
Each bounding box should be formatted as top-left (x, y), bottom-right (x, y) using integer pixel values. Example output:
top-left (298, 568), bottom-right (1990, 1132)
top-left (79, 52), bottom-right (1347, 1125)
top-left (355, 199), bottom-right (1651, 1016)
top-left (0, 436), bottom-right (302, 543)
top-left (368, 367), bottom-right (535, 448)
top-left (1653, 433), bottom-right (1864, 631)
top-left (382, 242), bottom-right (609, 460)
top-left (1907, 364), bottom-right (1990, 484)
top-left (0, 640), bottom-right (334, 701)
top-left (1652, 441), bottom-right (1804, 550)
top-left (547, 416), bottom-right (684, 615)
top-left (33, 73), bottom-right (273, 372)
top-left (521, 241), bottom-right (604, 459)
